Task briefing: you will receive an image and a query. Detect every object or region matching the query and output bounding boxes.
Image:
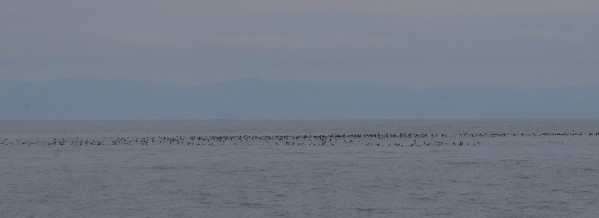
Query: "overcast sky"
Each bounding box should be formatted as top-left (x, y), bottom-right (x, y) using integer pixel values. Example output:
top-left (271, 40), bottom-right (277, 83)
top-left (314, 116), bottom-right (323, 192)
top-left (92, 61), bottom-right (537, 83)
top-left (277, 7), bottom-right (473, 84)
top-left (1, 0), bottom-right (598, 87)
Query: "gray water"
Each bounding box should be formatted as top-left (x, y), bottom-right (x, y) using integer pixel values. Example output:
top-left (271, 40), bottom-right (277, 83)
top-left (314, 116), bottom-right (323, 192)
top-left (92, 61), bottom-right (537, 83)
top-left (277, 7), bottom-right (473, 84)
top-left (2, 119), bottom-right (599, 136)
top-left (1, 120), bottom-right (598, 217)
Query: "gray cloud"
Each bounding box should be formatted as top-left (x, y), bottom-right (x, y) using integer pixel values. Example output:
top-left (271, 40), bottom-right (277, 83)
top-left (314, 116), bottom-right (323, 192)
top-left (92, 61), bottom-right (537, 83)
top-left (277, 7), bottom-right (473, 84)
top-left (1, 0), bottom-right (598, 87)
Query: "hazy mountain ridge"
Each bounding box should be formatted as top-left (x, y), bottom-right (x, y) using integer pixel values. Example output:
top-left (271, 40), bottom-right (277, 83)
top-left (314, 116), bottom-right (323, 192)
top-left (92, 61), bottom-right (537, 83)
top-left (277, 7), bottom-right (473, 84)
top-left (1, 78), bottom-right (598, 120)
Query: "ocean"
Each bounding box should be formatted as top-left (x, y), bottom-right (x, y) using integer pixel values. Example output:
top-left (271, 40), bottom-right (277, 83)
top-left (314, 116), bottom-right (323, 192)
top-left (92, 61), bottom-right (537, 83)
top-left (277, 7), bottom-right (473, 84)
top-left (1, 120), bottom-right (598, 217)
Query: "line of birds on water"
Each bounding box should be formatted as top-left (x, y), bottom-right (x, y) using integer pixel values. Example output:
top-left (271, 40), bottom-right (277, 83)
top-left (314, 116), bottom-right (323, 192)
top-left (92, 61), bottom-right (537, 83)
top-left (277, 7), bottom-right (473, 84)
top-left (1, 131), bottom-right (598, 147)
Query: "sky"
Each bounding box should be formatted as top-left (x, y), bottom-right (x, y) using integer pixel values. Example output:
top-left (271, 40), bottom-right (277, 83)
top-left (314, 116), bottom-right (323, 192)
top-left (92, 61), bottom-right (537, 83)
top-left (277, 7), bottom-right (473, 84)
top-left (1, 0), bottom-right (598, 88)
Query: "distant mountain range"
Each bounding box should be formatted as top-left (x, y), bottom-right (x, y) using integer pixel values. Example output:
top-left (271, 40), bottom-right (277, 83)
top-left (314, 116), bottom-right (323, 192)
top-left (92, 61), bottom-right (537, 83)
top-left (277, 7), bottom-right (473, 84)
top-left (1, 77), bottom-right (598, 120)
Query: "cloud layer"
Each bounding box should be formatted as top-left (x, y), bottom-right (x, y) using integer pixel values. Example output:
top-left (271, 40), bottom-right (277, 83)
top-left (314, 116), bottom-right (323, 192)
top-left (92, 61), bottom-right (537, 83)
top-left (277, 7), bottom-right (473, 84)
top-left (1, 0), bottom-right (598, 87)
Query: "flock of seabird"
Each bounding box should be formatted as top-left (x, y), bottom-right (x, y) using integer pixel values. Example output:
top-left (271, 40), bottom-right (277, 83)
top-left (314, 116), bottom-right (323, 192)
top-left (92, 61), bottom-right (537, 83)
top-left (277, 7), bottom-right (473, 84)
top-left (1, 131), bottom-right (597, 147)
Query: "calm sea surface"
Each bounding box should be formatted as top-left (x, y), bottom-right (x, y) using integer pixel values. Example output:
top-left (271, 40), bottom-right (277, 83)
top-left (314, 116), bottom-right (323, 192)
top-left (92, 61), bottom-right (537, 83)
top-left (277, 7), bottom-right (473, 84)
top-left (2, 119), bottom-right (599, 136)
top-left (1, 120), bottom-right (598, 217)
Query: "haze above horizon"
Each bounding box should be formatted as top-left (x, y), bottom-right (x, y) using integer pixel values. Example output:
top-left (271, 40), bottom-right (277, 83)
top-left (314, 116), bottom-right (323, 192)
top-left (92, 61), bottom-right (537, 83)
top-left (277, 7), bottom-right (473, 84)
top-left (2, 0), bottom-right (599, 88)
top-left (1, 78), bottom-right (598, 120)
